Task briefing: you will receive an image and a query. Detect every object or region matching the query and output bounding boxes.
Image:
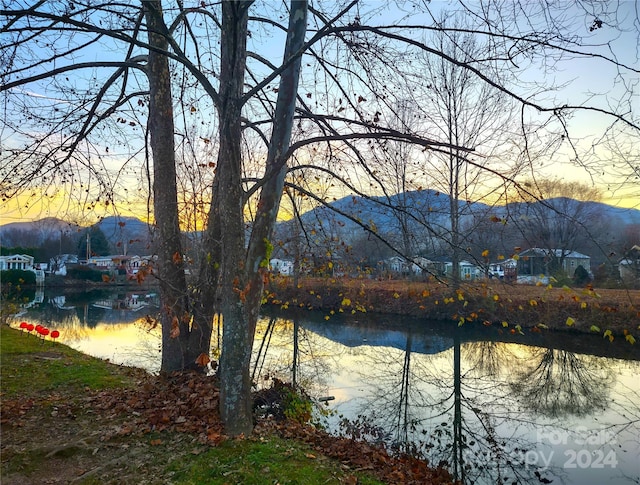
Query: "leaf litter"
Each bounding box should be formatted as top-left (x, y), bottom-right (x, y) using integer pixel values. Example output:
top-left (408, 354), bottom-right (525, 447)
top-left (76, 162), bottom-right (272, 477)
top-left (2, 368), bottom-right (455, 484)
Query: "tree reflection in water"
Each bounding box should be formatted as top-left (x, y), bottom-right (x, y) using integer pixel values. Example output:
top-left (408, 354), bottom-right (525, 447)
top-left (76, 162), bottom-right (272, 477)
top-left (509, 348), bottom-right (613, 418)
top-left (10, 296), bottom-right (640, 484)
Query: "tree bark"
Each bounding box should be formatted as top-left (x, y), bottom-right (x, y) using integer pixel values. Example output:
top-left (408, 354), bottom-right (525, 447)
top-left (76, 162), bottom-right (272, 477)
top-left (216, 0), bottom-right (253, 436)
top-left (144, 0), bottom-right (194, 372)
top-left (217, 0), bottom-right (308, 436)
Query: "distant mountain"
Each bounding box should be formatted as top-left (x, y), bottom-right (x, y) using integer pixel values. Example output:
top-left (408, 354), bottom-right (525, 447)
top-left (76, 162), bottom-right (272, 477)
top-left (0, 217), bottom-right (82, 246)
top-left (0, 215), bottom-right (153, 253)
top-left (272, 191), bottom-right (640, 261)
top-left (293, 192), bottom-right (640, 232)
top-left (294, 189), bottom-right (492, 237)
top-left (497, 198), bottom-right (640, 225)
top-left (2, 191), bottom-right (638, 254)
top-left (582, 201), bottom-right (640, 225)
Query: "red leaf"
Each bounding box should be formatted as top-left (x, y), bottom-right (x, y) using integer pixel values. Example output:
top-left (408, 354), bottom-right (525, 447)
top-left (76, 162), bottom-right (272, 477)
top-left (195, 353), bottom-right (210, 367)
top-left (170, 317), bottom-right (180, 338)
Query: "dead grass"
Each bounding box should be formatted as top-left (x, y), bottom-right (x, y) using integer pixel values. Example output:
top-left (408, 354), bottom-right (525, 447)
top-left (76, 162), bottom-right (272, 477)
top-left (267, 276), bottom-right (640, 337)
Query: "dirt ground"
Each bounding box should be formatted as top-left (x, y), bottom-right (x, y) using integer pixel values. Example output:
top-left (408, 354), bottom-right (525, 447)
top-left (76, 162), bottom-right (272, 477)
top-left (1, 362), bottom-right (453, 484)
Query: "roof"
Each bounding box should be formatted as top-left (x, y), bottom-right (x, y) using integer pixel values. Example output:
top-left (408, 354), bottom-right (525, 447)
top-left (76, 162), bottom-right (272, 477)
top-left (519, 248), bottom-right (590, 259)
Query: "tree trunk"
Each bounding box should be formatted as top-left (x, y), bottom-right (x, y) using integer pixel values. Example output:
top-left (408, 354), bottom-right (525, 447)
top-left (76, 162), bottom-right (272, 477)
top-left (144, 1), bottom-right (200, 372)
top-left (217, 0), bottom-right (308, 436)
top-left (216, 0), bottom-right (253, 436)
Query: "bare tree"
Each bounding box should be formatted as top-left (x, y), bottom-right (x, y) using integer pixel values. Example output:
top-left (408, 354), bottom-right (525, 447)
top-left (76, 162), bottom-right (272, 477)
top-left (2, 0), bottom-right (638, 436)
top-left (511, 179), bottom-right (604, 273)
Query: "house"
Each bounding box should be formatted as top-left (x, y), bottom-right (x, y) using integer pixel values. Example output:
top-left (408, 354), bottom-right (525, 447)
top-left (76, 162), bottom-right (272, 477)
top-left (486, 259), bottom-right (518, 280)
top-left (517, 248), bottom-right (591, 283)
top-left (409, 257), bottom-right (437, 276)
top-left (48, 254), bottom-right (78, 276)
top-left (0, 253), bottom-right (35, 271)
top-left (124, 255), bottom-right (155, 275)
top-left (456, 260), bottom-right (482, 280)
top-left (0, 254), bottom-right (45, 284)
top-left (426, 256), bottom-right (481, 280)
top-left (382, 256), bottom-right (407, 274)
top-left (378, 256), bottom-right (436, 277)
top-left (87, 255), bottom-right (118, 269)
top-left (619, 244), bottom-right (640, 283)
top-left (270, 258), bottom-right (294, 276)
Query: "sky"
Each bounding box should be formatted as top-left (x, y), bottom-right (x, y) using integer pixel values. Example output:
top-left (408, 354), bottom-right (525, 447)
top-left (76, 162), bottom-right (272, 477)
top-left (1, 0), bottom-right (638, 227)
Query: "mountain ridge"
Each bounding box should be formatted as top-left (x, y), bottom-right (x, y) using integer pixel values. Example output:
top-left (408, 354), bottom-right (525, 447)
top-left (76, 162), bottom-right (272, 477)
top-left (1, 192), bottom-right (638, 249)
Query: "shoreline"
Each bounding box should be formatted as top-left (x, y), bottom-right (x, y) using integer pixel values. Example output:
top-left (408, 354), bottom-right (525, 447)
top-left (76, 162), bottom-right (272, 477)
top-left (265, 276), bottom-right (640, 338)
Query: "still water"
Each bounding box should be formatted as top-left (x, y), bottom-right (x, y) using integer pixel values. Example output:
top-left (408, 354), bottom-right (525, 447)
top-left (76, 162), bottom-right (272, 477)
top-left (10, 289), bottom-right (640, 485)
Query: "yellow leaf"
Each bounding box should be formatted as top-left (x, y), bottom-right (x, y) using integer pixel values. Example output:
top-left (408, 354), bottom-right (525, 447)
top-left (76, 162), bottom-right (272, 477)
top-left (538, 323), bottom-right (548, 329)
top-left (566, 317), bottom-right (575, 327)
top-left (493, 294), bottom-right (499, 301)
top-left (580, 302), bottom-right (587, 309)
top-left (502, 321), bottom-right (509, 328)
top-left (482, 249), bottom-right (489, 258)
top-left (625, 334), bottom-right (636, 345)
top-left (603, 329), bottom-right (614, 342)
top-left (590, 325), bottom-right (600, 333)
top-left (393, 292), bottom-right (400, 299)
top-left (341, 297), bottom-right (351, 307)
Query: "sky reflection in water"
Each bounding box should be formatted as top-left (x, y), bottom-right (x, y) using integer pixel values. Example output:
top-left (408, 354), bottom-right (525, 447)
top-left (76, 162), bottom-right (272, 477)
top-left (11, 293), bottom-right (640, 485)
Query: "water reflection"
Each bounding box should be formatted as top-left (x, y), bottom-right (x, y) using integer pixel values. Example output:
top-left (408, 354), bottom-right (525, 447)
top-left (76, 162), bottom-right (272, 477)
top-left (258, 312), bottom-right (640, 485)
top-left (9, 292), bottom-right (640, 485)
top-left (510, 348), bottom-right (612, 418)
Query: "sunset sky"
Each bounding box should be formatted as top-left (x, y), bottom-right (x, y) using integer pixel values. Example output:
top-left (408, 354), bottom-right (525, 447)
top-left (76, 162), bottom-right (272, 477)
top-left (1, 1), bottom-right (638, 226)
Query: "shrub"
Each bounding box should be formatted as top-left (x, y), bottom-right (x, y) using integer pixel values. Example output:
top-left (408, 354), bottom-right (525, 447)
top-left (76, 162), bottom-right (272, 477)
top-left (573, 264), bottom-right (591, 286)
top-left (66, 265), bottom-right (107, 282)
top-left (0, 269), bottom-right (36, 286)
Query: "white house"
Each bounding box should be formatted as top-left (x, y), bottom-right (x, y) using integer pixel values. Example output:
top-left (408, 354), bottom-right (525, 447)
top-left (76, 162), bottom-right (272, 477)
top-left (0, 254), bottom-right (45, 283)
top-left (87, 255), bottom-right (118, 269)
top-left (0, 253), bottom-right (34, 271)
top-left (270, 258), bottom-right (294, 275)
top-left (438, 260), bottom-right (482, 280)
top-left (383, 256), bottom-right (406, 273)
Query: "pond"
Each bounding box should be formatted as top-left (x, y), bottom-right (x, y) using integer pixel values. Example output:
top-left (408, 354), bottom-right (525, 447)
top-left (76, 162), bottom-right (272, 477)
top-left (9, 288), bottom-right (640, 485)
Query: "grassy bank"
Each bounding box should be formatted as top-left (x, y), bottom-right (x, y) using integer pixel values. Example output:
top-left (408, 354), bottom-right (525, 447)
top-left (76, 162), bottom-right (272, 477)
top-left (0, 326), bottom-right (453, 485)
top-left (266, 276), bottom-right (639, 341)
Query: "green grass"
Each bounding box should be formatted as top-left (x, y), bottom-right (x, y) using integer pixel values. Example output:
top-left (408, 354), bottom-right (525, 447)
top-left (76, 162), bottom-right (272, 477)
top-left (169, 436), bottom-right (383, 485)
top-left (0, 325), bottom-right (387, 485)
top-left (0, 325), bottom-right (133, 397)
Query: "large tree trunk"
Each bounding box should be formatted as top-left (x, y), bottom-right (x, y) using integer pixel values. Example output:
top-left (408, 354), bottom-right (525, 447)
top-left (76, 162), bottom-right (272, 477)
top-left (144, 1), bottom-right (203, 372)
top-left (217, 0), bottom-right (308, 436)
top-left (215, 0), bottom-right (253, 436)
